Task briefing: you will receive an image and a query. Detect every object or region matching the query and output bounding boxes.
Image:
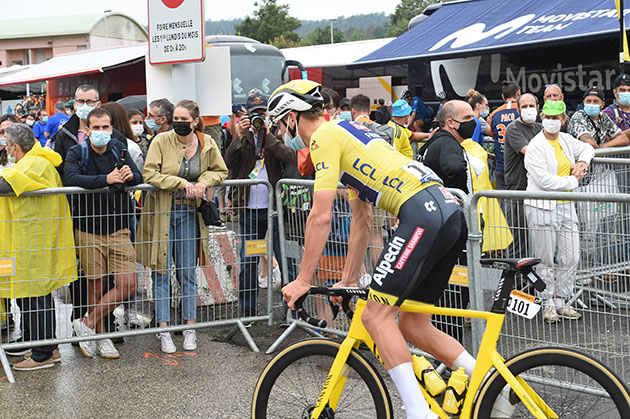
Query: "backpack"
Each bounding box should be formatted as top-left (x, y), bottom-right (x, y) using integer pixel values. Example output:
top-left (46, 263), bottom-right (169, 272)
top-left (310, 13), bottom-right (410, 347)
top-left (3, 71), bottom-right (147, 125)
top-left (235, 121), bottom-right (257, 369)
top-left (361, 121), bottom-right (395, 146)
top-left (219, 126), bottom-right (232, 157)
top-left (77, 140), bottom-right (122, 174)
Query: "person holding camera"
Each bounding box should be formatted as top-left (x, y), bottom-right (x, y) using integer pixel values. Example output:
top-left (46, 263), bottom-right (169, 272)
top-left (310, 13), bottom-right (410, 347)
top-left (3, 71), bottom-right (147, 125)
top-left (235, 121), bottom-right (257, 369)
top-left (224, 92), bottom-right (297, 320)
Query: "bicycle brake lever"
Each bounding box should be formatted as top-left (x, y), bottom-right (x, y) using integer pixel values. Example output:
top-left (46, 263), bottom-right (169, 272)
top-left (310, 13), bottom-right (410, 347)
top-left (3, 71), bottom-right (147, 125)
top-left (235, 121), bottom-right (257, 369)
top-left (295, 292), bottom-right (327, 328)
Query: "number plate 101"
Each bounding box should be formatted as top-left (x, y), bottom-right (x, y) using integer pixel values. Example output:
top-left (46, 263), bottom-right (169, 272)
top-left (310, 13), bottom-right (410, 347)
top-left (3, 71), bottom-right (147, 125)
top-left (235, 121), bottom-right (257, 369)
top-left (507, 290), bottom-right (542, 319)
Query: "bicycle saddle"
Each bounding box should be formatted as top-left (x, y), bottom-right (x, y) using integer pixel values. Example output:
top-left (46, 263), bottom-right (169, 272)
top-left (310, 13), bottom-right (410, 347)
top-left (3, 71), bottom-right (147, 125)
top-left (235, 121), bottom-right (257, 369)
top-left (479, 257), bottom-right (541, 271)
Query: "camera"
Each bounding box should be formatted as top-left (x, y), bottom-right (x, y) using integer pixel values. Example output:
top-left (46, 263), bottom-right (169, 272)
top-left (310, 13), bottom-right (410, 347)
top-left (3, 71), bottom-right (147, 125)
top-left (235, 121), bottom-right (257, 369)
top-left (249, 112), bottom-right (266, 129)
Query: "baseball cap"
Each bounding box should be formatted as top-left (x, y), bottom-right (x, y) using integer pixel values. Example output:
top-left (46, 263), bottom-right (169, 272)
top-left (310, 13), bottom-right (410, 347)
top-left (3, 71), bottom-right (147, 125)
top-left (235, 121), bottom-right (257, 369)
top-left (614, 73), bottom-right (630, 88)
top-left (391, 99), bottom-right (411, 117)
top-left (583, 87), bottom-right (605, 101)
top-left (542, 100), bottom-right (566, 116)
top-left (246, 93), bottom-right (268, 112)
top-left (339, 98), bottom-right (350, 108)
top-left (64, 99), bottom-right (74, 107)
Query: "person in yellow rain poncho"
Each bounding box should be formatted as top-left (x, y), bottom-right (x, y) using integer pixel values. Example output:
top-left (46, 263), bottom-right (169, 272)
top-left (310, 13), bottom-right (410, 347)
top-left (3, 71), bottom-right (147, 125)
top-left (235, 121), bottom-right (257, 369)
top-left (0, 123), bottom-right (76, 371)
top-left (461, 138), bottom-right (513, 254)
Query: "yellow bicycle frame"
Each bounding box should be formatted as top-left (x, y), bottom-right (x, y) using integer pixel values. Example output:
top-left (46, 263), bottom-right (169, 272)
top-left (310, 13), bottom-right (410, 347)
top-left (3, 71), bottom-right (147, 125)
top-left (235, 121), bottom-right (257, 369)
top-left (310, 298), bottom-right (558, 419)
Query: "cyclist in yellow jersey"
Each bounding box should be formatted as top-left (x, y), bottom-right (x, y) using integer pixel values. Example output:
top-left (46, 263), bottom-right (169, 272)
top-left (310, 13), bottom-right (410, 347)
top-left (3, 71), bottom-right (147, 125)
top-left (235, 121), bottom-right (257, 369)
top-left (270, 80), bottom-right (480, 419)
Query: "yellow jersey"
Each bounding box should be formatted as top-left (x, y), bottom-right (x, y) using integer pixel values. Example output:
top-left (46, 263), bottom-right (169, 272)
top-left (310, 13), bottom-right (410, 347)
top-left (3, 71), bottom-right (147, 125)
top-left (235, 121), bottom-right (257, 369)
top-left (387, 120), bottom-right (414, 159)
top-left (310, 120), bottom-right (442, 216)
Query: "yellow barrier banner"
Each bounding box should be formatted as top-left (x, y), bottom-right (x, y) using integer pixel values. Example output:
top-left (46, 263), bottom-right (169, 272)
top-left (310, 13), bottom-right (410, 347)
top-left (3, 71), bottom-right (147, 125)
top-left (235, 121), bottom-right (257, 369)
top-left (245, 240), bottom-right (267, 256)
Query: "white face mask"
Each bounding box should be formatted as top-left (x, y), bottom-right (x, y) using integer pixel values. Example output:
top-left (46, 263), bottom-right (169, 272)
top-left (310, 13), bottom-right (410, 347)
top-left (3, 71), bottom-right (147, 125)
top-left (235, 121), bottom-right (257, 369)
top-left (131, 124), bottom-right (144, 137)
top-left (542, 118), bottom-right (562, 134)
top-left (521, 108), bottom-right (538, 124)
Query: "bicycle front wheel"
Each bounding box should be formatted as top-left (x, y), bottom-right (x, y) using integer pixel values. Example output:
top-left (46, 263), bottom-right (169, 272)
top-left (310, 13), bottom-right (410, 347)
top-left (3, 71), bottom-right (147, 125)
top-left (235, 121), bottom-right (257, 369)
top-left (473, 347), bottom-right (630, 418)
top-left (252, 338), bottom-right (392, 418)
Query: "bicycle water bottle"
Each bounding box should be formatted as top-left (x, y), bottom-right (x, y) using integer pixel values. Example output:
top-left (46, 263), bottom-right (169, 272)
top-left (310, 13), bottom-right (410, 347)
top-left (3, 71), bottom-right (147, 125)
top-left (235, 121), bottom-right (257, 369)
top-left (412, 355), bottom-right (446, 396)
top-left (443, 367), bottom-right (468, 414)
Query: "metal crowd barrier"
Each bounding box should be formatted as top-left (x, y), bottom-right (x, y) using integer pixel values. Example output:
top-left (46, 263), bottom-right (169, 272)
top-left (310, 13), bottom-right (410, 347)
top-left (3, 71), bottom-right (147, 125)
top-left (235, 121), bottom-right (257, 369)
top-left (0, 179), bottom-right (274, 383)
top-left (268, 178), bottom-right (471, 354)
top-left (469, 189), bottom-right (630, 386)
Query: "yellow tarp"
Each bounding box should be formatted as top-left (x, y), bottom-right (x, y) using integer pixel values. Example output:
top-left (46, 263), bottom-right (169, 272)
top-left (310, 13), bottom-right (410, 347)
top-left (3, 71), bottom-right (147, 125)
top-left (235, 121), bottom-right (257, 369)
top-left (462, 139), bottom-right (513, 252)
top-left (0, 142), bottom-right (77, 298)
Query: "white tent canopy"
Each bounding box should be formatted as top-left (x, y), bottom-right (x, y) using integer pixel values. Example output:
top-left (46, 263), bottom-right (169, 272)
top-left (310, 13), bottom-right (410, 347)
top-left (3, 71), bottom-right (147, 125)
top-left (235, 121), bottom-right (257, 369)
top-left (0, 43), bottom-right (146, 87)
top-left (281, 38), bottom-right (395, 69)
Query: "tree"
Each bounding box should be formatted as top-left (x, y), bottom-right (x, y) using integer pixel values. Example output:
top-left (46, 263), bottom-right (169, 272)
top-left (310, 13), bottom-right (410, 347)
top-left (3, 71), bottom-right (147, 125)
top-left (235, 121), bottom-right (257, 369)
top-left (272, 34), bottom-right (301, 49)
top-left (387, 0), bottom-right (436, 37)
top-left (235, 0), bottom-right (301, 44)
top-left (301, 27), bottom-right (346, 46)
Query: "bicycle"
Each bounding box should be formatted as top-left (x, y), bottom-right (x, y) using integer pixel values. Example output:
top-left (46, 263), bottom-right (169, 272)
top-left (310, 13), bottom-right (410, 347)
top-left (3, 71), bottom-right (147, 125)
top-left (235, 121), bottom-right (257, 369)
top-left (252, 257), bottom-right (630, 418)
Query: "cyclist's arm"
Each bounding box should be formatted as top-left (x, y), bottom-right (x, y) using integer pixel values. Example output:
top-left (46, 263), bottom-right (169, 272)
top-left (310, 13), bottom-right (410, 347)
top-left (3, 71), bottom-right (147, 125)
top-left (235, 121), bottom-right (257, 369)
top-left (282, 189), bottom-right (336, 309)
top-left (339, 198), bottom-right (373, 286)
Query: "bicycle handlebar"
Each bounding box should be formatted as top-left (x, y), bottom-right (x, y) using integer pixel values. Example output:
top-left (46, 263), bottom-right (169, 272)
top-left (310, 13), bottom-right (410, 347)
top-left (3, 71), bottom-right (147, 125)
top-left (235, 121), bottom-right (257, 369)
top-left (294, 286), bottom-right (368, 328)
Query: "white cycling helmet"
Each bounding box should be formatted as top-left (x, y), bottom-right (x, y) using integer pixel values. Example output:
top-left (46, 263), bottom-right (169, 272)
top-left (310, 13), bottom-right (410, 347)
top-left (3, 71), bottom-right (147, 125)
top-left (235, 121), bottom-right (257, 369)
top-left (268, 80), bottom-right (324, 122)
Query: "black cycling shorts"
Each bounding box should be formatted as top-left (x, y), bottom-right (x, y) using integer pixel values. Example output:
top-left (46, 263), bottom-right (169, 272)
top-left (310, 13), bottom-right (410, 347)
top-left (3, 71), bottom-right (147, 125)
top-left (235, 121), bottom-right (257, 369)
top-left (368, 184), bottom-right (468, 306)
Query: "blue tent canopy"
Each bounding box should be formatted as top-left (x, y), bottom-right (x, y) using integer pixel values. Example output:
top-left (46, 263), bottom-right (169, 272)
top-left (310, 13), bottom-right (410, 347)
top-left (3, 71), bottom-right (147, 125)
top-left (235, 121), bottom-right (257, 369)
top-left (353, 0), bottom-right (626, 66)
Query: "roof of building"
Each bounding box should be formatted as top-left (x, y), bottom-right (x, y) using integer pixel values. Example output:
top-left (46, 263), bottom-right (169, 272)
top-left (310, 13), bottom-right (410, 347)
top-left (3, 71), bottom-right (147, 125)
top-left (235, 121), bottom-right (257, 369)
top-left (281, 38), bottom-right (395, 68)
top-left (0, 12), bottom-right (147, 40)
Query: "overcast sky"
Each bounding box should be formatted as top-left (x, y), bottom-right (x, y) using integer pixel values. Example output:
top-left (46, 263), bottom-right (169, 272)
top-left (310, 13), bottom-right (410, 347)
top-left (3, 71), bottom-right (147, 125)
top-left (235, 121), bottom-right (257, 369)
top-left (2, 0), bottom-right (400, 23)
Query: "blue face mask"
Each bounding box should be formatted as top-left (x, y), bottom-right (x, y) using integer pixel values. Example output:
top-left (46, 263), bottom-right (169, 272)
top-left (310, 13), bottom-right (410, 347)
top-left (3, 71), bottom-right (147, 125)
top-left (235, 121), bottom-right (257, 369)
top-left (339, 111), bottom-right (352, 121)
top-left (42, 116), bottom-right (49, 123)
top-left (619, 92), bottom-right (630, 106)
top-left (145, 119), bottom-right (160, 132)
top-left (480, 108), bottom-right (489, 118)
top-left (0, 137), bottom-right (6, 147)
top-left (76, 104), bottom-right (95, 120)
top-left (584, 104), bottom-right (601, 118)
top-left (90, 130), bottom-right (111, 148)
top-left (284, 133), bottom-right (306, 150)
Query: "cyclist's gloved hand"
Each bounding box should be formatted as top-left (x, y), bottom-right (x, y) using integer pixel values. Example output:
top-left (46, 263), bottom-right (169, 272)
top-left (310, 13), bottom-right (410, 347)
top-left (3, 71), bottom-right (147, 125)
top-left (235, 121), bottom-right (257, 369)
top-left (282, 279), bottom-right (311, 310)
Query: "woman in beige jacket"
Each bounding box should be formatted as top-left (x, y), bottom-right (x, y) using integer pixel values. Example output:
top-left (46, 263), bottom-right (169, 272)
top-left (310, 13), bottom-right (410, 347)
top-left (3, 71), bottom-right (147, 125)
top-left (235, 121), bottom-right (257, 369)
top-left (139, 99), bottom-right (228, 353)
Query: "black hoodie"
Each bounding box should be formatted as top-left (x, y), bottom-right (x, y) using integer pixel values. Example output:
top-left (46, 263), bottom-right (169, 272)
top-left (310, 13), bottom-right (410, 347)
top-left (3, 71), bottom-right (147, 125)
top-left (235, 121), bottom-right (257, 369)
top-left (419, 129), bottom-right (469, 195)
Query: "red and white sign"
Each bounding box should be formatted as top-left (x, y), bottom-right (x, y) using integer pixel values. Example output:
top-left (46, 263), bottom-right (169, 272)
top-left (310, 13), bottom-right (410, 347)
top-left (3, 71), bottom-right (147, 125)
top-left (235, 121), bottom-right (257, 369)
top-left (148, 0), bottom-right (205, 65)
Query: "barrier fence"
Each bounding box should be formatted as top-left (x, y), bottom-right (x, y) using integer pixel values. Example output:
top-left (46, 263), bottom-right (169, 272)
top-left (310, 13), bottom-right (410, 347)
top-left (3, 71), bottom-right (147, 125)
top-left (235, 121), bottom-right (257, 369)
top-left (0, 179), bottom-right (275, 383)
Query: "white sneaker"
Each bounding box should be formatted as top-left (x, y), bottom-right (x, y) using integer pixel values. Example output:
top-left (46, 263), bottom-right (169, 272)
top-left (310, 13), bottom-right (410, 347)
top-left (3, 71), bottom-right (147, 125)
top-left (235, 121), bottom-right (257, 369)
top-left (258, 274), bottom-right (268, 289)
top-left (272, 264), bottom-right (282, 291)
top-left (490, 385), bottom-right (516, 418)
top-left (72, 318), bottom-right (96, 358)
top-left (183, 330), bottom-right (197, 351)
top-left (543, 306), bottom-right (560, 324)
top-left (96, 339), bottom-right (120, 359)
top-left (158, 332), bottom-right (176, 354)
top-left (556, 304), bottom-right (581, 320)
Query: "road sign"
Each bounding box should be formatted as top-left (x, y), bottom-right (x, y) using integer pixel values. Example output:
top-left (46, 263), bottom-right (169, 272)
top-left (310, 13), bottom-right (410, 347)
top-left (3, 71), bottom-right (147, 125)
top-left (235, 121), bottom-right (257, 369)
top-left (148, 0), bottom-right (205, 65)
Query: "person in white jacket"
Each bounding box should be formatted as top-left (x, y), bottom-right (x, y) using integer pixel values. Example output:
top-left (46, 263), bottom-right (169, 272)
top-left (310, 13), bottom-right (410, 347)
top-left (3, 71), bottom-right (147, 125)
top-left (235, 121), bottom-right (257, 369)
top-left (524, 100), bottom-right (594, 324)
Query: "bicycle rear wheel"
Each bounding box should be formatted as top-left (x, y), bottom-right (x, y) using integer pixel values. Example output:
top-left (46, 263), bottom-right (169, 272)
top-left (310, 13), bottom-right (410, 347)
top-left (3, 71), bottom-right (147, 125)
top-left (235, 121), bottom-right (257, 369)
top-left (473, 347), bottom-right (630, 418)
top-left (252, 338), bottom-right (392, 418)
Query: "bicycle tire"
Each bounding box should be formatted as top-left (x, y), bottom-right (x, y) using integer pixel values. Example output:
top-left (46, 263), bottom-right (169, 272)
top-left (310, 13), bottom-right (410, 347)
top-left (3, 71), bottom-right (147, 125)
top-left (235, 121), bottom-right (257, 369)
top-left (473, 346), bottom-right (630, 418)
top-left (252, 338), bottom-right (393, 418)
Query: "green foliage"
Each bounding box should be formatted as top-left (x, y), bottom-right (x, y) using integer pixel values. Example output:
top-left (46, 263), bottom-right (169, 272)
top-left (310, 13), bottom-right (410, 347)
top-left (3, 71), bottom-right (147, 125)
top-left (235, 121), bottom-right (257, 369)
top-left (301, 27), bottom-right (346, 46)
top-left (387, 0), bottom-right (436, 37)
top-left (234, 0), bottom-right (301, 44)
top-left (272, 34), bottom-right (301, 49)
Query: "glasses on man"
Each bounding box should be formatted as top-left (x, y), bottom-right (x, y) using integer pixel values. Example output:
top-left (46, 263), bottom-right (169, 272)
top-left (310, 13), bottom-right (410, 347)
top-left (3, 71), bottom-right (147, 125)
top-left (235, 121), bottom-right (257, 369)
top-left (75, 99), bottom-right (98, 106)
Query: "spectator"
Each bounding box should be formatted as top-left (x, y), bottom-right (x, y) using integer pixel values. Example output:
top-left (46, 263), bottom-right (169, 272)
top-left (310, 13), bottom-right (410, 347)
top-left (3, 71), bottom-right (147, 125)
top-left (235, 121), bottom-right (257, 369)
top-left (53, 84), bottom-right (129, 177)
top-left (64, 108), bottom-right (142, 359)
top-left (489, 81), bottom-right (521, 190)
top-left (225, 91), bottom-right (296, 320)
top-left (64, 99), bottom-right (74, 116)
top-left (140, 99), bottom-right (227, 353)
top-left (467, 89), bottom-right (492, 145)
top-left (45, 102), bottom-right (70, 140)
top-left (603, 73), bottom-right (630, 139)
top-left (504, 93), bottom-right (542, 258)
top-left (24, 113), bottom-right (36, 128)
top-left (373, 98), bottom-right (391, 124)
top-left (32, 110), bottom-right (48, 146)
top-left (338, 98), bottom-right (351, 120)
top-left (543, 84), bottom-right (564, 102)
top-left (402, 88), bottom-right (435, 132)
top-left (569, 87), bottom-right (629, 149)
top-left (101, 102), bottom-right (144, 171)
top-left (388, 99), bottom-right (426, 159)
top-left (322, 87), bottom-right (340, 120)
top-left (145, 98), bottom-right (174, 136)
top-left (127, 109), bottom-right (150, 158)
top-left (0, 114), bottom-right (20, 170)
top-left (419, 100), bottom-right (474, 196)
top-left (0, 123), bottom-right (76, 370)
top-left (524, 100), bottom-right (594, 323)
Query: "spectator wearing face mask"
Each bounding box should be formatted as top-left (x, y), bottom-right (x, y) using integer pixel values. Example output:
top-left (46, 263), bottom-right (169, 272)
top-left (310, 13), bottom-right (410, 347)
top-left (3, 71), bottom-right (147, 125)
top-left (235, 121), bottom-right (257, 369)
top-left (467, 89), bottom-right (492, 145)
top-left (338, 98), bottom-right (351, 121)
top-left (504, 93), bottom-right (542, 259)
top-left (0, 114), bottom-right (20, 170)
top-left (145, 98), bottom-right (174, 136)
top-left (603, 73), bottom-right (630, 139)
top-left (127, 109), bottom-right (150, 158)
top-left (33, 110), bottom-right (49, 146)
top-left (569, 87), bottom-right (629, 149)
